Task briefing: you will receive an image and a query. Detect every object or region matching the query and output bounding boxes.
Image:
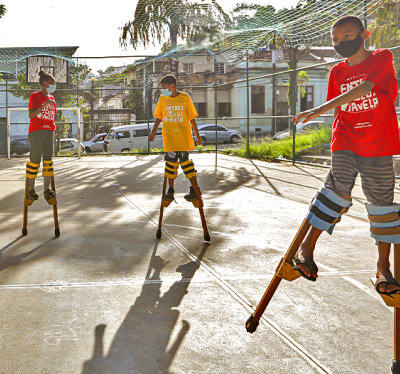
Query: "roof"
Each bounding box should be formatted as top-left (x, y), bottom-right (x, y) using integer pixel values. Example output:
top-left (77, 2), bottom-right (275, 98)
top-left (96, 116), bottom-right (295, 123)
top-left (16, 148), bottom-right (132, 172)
top-left (0, 46), bottom-right (79, 74)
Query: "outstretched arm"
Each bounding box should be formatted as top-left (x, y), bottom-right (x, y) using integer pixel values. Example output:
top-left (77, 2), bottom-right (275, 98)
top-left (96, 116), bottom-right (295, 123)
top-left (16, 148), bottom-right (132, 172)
top-left (292, 80), bottom-right (375, 125)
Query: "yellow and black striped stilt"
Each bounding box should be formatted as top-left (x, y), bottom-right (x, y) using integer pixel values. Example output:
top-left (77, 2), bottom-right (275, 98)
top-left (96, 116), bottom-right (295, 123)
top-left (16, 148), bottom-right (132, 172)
top-left (156, 159), bottom-right (210, 242)
top-left (22, 161), bottom-right (60, 237)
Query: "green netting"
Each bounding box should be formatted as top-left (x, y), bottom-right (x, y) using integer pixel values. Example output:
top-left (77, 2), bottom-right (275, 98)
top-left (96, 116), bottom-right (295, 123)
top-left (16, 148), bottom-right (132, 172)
top-left (124, 0), bottom-right (393, 65)
top-left (0, 46), bottom-right (78, 74)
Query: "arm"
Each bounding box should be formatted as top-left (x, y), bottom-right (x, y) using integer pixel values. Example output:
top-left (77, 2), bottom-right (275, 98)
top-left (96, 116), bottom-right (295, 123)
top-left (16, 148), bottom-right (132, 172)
top-left (190, 119), bottom-right (202, 146)
top-left (292, 80), bottom-right (375, 125)
top-left (29, 99), bottom-right (56, 119)
top-left (148, 118), bottom-right (162, 141)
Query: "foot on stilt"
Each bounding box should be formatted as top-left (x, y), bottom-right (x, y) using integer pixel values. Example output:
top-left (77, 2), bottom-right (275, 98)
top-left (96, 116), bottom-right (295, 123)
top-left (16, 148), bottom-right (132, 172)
top-left (375, 272), bottom-right (400, 295)
top-left (44, 188), bottom-right (56, 200)
top-left (164, 187), bottom-right (175, 202)
top-left (293, 252), bottom-right (318, 282)
top-left (184, 186), bottom-right (201, 202)
top-left (28, 189), bottom-right (39, 201)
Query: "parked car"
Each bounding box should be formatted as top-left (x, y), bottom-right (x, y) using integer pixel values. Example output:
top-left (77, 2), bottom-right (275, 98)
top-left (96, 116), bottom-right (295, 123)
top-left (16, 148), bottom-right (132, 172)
top-left (83, 133), bottom-right (107, 152)
top-left (104, 123), bottom-right (163, 153)
top-left (196, 124), bottom-right (242, 144)
top-left (10, 137), bottom-right (30, 155)
top-left (58, 138), bottom-right (85, 155)
top-left (273, 121), bottom-right (325, 140)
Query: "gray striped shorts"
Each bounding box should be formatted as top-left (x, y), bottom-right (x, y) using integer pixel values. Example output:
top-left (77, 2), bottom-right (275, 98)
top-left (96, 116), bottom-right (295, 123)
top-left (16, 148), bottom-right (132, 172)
top-left (325, 150), bottom-right (395, 206)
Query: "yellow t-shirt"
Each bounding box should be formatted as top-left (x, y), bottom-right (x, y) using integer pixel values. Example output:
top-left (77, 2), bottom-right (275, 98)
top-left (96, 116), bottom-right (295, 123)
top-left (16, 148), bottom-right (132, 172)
top-left (154, 92), bottom-right (198, 152)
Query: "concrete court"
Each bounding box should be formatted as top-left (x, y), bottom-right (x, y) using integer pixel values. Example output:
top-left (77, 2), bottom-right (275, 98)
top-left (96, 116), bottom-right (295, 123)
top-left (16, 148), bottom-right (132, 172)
top-left (0, 153), bottom-right (398, 374)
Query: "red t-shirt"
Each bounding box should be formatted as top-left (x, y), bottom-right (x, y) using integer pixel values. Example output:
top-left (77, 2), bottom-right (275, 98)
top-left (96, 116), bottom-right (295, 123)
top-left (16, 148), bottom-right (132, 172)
top-left (28, 91), bottom-right (57, 133)
top-left (327, 49), bottom-right (400, 157)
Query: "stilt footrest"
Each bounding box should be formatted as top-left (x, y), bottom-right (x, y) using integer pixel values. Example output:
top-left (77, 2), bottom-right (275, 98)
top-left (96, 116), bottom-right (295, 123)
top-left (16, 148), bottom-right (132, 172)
top-left (161, 199), bottom-right (173, 208)
top-left (45, 197), bottom-right (57, 206)
top-left (370, 278), bottom-right (400, 307)
top-left (24, 198), bottom-right (34, 207)
top-left (192, 199), bottom-right (200, 208)
top-left (277, 259), bottom-right (301, 282)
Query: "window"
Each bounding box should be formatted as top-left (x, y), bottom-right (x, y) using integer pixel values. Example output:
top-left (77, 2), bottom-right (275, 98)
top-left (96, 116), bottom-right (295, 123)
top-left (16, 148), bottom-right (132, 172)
top-left (116, 131), bottom-right (131, 138)
top-left (106, 130), bottom-right (115, 140)
top-left (251, 86), bottom-right (265, 114)
top-left (132, 129), bottom-right (149, 137)
top-left (215, 63), bottom-right (225, 74)
top-left (61, 141), bottom-right (74, 149)
top-left (300, 86), bottom-right (314, 111)
top-left (218, 103), bottom-right (231, 117)
top-left (12, 140), bottom-right (28, 146)
top-left (194, 103), bottom-right (207, 117)
top-left (183, 63), bottom-right (194, 74)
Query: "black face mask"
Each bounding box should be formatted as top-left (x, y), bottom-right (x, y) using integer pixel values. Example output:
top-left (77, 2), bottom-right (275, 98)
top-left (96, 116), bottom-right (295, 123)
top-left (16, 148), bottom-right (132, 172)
top-left (334, 34), bottom-right (364, 58)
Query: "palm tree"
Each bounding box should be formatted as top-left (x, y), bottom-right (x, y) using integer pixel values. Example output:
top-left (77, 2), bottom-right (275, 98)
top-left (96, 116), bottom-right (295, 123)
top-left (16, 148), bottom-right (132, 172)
top-left (119, 0), bottom-right (230, 51)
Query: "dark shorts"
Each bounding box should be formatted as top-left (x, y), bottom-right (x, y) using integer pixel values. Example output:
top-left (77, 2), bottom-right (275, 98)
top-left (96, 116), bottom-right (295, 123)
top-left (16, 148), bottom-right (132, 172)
top-left (28, 130), bottom-right (54, 164)
top-left (325, 150), bottom-right (394, 206)
top-left (164, 151), bottom-right (190, 163)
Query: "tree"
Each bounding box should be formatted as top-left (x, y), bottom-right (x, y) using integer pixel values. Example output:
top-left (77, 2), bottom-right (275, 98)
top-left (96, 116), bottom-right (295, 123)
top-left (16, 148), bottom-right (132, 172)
top-left (119, 0), bottom-right (230, 50)
top-left (0, 4), bottom-right (6, 19)
top-left (11, 62), bottom-right (93, 151)
top-left (124, 79), bottom-right (145, 121)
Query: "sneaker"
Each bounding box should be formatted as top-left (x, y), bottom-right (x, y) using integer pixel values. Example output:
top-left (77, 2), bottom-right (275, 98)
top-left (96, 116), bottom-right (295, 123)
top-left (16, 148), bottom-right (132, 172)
top-left (28, 189), bottom-right (39, 201)
top-left (44, 188), bottom-right (56, 200)
top-left (164, 186), bottom-right (175, 201)
top-left (184, 186), bottom-right (201, 202)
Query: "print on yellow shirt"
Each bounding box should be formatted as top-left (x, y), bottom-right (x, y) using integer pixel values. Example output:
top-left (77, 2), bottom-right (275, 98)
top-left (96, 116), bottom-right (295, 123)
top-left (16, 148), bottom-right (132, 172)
top-left (154, 92), bottom-right (198, 152)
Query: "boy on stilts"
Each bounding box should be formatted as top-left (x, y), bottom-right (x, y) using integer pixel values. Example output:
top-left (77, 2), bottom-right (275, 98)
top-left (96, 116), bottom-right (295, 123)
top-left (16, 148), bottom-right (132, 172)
top-left (292, 16), bottom-right (400, 295)
top-left (149, 74), bottom-right (210, 240)
top-left (23, 69), bottom-right (59, 237)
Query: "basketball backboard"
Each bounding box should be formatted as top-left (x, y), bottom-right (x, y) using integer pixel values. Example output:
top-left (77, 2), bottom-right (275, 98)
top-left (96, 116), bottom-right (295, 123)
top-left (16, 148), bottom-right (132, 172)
top-left (26, 56), bottom-right (69, 85)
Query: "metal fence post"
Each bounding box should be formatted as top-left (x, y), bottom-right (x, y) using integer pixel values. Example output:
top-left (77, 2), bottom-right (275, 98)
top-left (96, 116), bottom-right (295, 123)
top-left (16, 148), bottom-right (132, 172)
top-left (246, 53), bottom-right (250, 156)
top-left (214, 57), bottom-right (218, 171)
top-left (291, 47), bottom-right (297, 165)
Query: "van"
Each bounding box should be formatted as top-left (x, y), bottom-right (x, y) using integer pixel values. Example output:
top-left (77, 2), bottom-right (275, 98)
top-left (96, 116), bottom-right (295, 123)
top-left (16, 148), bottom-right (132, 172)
top-left (104, 123), bottom-right (163, 153)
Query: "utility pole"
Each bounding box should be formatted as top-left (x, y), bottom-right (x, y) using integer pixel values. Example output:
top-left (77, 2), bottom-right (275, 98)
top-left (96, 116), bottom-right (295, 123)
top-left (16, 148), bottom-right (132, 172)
top-left (90, 77), bottom-right (95, 138)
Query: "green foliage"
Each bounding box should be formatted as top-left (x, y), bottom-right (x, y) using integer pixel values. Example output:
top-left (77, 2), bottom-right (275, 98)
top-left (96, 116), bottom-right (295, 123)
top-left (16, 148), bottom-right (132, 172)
top-left (225, 126), bottom-right (332, 161)
top-left (119, 0), bottom-right (230, 50)
top-left (285, 69), bottom-right (310, 111)
top-left (94, 73), bottom-right (126, 87)
top-left (124, 78), bottom-right (145, 121)
top-left (0, 4), bottom-right (6, 19)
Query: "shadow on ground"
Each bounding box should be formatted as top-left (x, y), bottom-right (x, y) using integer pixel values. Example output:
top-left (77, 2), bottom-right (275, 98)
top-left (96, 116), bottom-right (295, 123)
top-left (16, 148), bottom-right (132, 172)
top-left (82, 242), bottom-right (209, 374)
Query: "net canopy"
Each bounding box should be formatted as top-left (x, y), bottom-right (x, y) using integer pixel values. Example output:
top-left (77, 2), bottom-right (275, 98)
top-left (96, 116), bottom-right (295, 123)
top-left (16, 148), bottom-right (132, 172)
top-left (126, 0), bottom-right (393, 65)
top-left (0, 46), bottom-right (78, 75)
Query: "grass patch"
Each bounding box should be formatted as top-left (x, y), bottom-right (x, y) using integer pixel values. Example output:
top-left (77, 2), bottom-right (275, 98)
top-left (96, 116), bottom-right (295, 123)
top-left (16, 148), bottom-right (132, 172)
top-left (224, 127), bottom-right (332, 161)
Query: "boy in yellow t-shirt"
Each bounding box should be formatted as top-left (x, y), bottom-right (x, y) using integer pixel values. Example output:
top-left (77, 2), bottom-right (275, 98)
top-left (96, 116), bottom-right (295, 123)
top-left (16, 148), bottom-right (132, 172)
top-left (149, 74), bottom-right (202, 201)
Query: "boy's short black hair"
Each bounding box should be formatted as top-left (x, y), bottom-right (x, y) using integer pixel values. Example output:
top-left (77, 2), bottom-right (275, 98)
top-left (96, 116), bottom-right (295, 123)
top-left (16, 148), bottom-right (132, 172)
top-left (331, 16), bottom-right (365, 32)
top-left (160, 74), bottom-right (177, 86)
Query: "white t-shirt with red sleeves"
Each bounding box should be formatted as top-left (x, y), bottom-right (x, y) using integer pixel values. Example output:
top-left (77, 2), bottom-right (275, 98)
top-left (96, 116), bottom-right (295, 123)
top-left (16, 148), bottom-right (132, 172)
top-left (28, 91), bottom-right (57, 133)
top-left (327, 48), bottom-right (400, 157)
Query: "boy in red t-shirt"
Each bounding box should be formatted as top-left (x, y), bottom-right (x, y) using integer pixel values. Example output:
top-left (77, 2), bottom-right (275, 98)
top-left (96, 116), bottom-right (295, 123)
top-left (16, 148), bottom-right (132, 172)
top-left (291, 16), bottom-right (400, 295)
top-left (26, 70), bottom-right (57, 200)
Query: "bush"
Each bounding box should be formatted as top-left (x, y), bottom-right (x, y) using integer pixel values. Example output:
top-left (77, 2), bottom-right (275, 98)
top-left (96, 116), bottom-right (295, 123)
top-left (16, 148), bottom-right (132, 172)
top-left (224, 127), bottom-right (332, 161)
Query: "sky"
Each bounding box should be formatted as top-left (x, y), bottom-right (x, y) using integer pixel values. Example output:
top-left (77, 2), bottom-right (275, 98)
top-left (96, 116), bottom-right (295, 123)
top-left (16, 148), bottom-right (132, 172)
top-left (0, 0), bottom-right (300, 74)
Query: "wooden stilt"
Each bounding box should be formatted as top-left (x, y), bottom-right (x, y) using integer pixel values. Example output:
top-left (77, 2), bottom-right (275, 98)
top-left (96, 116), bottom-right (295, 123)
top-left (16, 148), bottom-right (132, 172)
top-left (49, 176), bottom-right (60, 237)
top-left (22, 177), bottom-right (30, 236)
top-left (246, 219), bottom-right (311, 333)
top-left (393, 244), bottom-right (400, 373)
top-left (190, 176), bottom-right (210, 242)
top-left (156, 177), bottom-right (168, 239)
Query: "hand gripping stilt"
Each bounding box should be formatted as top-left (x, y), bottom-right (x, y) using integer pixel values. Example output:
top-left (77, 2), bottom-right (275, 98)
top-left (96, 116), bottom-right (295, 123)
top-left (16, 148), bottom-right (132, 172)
top-left (245, 219), bottom-right (310, 333)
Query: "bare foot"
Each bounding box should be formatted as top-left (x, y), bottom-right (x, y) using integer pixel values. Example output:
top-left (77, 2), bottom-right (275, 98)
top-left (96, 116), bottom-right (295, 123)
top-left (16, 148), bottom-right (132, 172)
top-left (377, 269), bottom-right (400, 294)
top-left (295, 244), bottom-right (318, 279)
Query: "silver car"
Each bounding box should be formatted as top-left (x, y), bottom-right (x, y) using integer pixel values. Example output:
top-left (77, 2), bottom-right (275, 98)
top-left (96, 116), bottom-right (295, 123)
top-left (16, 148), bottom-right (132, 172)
top-left (196, 124), bottom-right (241, 144)
top-left (83, 133), bottom-right (107, 152)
